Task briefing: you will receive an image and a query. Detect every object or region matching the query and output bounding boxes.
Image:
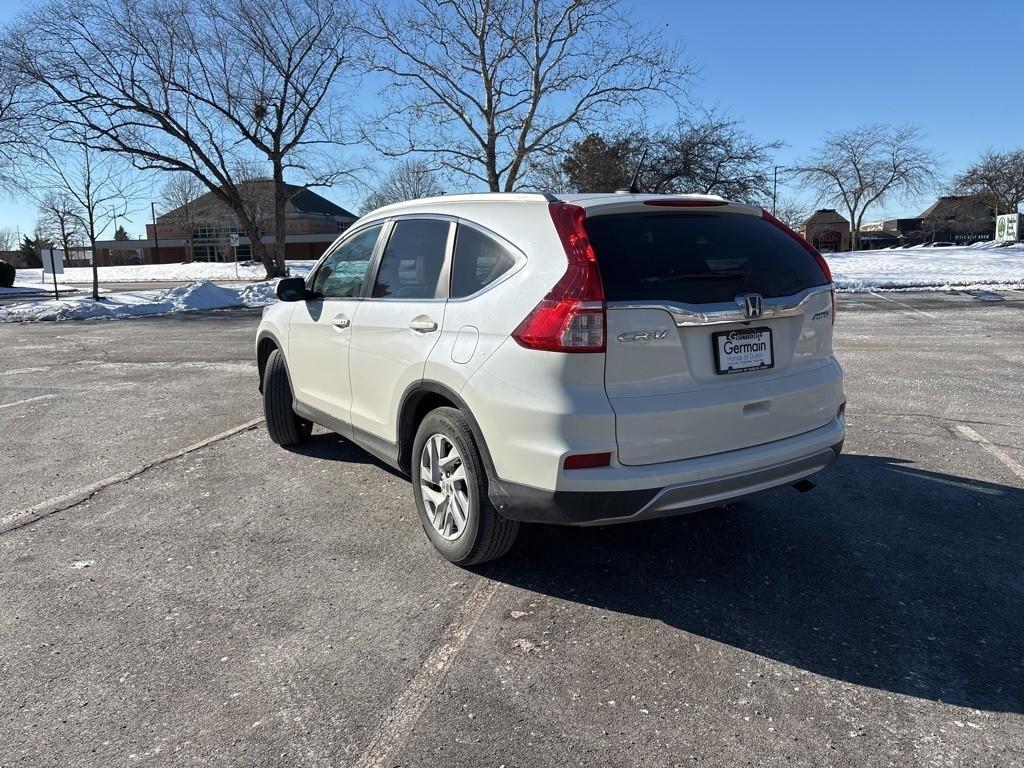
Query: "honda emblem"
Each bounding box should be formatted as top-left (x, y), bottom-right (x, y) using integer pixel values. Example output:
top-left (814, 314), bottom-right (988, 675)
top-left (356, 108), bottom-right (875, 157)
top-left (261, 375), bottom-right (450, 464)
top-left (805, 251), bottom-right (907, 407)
top-left (740, 293), bottom-right (763, 319)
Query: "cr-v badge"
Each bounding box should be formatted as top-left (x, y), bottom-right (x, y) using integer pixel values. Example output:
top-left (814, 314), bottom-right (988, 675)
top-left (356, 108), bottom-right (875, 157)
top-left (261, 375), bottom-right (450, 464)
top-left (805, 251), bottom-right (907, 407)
top-left (617, 329), bottom-right (670, 343)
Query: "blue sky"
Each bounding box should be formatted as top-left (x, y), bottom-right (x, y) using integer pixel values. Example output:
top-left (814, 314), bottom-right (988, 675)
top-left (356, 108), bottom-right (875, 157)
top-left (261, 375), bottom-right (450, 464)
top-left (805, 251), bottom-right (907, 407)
top-left (1, 0), bottom-right (1022, 237)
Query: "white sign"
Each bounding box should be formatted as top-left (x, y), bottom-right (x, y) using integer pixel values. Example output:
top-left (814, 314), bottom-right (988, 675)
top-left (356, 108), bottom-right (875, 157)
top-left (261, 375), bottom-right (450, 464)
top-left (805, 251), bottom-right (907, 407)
top-left (995, 213), bottom-right (1021, 242)
top-left (229, 233), bottom-right (240, 247)
top-left (41, 248), bottom-right (65, 275)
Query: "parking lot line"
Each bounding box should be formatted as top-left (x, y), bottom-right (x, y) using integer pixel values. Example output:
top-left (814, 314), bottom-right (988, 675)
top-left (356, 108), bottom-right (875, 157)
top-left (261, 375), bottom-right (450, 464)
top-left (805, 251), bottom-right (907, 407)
top-left (353, 578), bottom-right (499, 768)
top-left (868, 291), bottom-right (938, 318)
top-left (0, 394), bottom-right (54, 411)
top-left (952, 424), bottom-right (1024, 483)
top-left (0, 417), bottom-right (265, 534)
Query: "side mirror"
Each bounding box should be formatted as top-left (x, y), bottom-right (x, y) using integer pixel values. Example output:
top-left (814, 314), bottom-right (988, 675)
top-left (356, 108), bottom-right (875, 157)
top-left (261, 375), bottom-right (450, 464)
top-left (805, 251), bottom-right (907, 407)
top-left (276, 276), bottom-right (307, 302)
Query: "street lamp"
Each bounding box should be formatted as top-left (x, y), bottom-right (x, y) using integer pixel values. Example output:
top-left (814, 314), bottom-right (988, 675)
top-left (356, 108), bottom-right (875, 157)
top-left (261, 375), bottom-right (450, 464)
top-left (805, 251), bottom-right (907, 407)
top-left (772, 165), bottom-right (791, 217)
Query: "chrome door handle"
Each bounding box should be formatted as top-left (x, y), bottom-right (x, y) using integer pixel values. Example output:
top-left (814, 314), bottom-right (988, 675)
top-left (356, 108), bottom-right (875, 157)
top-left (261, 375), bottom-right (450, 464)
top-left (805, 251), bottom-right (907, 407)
top-left (332, 316), bottom-right (351, 329)
top-left (409, 318), bottom-right (438, 332)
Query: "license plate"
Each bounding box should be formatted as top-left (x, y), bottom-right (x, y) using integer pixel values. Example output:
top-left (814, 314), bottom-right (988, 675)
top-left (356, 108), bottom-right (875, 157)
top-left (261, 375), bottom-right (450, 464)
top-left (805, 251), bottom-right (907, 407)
top-left (713, 327), bottom-right (774, 375)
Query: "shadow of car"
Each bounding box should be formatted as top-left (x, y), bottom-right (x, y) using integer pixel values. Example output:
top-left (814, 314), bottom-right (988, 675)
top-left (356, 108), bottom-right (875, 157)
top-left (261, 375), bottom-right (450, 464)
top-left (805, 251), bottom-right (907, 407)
top-left (474, 454), bottom-right (1024, 713)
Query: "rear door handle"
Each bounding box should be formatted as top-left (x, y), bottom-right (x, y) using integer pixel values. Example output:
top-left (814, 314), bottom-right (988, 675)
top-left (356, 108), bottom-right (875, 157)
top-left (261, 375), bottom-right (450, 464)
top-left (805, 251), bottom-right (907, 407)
top-left (332, 315), bottom-right (351, 329)
top-left (409, 318), bottom-right (438, 333)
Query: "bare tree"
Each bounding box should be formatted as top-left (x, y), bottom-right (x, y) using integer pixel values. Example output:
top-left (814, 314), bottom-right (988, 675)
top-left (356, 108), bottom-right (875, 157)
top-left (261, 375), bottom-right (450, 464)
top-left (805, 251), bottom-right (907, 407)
top-left (361, 0), bottom-right (688, 192)
top-left (953, 149), bottom-right (1024, 215)
top-left (35, 144), bottom-right (137, 299)
top-left (8, 0), bottom-right (359, 278)
top-left (0, 51), bottom-right (30, 192)
top-left (0, 227), bottom-right (18, 252)
top-left (361, 160), bottom-right (445, 213)
top-left (645, 114), bottom-right (781, 203)
top-left (159, 173), bottom-right (207, 262)
top-left (772, 196), bottom-right (812, 232)
top-left (38, 190), bottom-right (86, 264)
top-left (793, 125), bottom-right (939, 250)
top-left (556, 114), bottom-right (777, 202)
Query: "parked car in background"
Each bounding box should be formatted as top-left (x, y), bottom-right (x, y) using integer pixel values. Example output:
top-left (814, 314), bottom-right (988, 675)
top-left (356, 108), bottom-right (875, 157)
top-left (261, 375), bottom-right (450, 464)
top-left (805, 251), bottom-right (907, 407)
top-left (256, 193), bottom-right (846, 564)
top-left (0, 258), bottom-right (15, 288)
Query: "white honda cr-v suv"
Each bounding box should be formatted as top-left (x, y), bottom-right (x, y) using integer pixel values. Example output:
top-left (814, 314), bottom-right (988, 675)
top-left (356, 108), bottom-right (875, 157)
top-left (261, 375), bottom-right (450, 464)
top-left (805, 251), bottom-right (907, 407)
top-left (256, 193), bottom-right (845, 564)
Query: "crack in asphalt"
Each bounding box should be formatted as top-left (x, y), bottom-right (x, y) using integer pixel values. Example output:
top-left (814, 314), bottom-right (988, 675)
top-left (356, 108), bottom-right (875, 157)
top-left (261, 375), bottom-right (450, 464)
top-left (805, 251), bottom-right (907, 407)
top-left (0, 417), bottom-right (265, 536)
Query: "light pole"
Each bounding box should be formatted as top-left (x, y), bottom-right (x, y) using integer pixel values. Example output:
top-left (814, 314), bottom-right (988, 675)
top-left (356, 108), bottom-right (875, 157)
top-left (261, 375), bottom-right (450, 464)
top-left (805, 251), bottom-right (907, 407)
top-left (772, 165), bottom-right (790, 217)
top-left (151, 202), bottom-right (161, 264)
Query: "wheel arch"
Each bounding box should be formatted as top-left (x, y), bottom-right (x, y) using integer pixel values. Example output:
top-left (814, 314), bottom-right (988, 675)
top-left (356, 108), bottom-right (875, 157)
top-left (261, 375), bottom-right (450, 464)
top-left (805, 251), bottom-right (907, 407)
top-left (256, 330), bottom-right (286, 393)
top-left (397, 382), bottom-right (500, 488)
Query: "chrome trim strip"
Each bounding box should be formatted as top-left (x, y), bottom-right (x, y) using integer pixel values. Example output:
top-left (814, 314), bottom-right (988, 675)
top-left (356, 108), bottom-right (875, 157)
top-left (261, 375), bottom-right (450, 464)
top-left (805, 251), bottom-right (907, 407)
top-left (607, 284), bottom-right (832, 327)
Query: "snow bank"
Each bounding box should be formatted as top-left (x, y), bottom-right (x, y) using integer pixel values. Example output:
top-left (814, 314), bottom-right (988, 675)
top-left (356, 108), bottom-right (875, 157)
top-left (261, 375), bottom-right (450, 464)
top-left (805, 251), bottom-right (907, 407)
top-left (16, 260), bottom-right (317, 284)
top-left (0, 280), bottom-right (278, 323)
top-left (826, 244), bottom-right (1024, 292)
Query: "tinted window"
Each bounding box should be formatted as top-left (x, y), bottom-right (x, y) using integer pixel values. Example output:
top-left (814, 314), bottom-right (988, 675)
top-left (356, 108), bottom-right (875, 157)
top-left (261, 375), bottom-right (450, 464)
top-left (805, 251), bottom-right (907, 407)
top-left (312, 224), bottom-right (382, 298)
top-left (372, 219), bottom-right (450, 299)
top-left (450, 225), bottom-right (516, 298)
top-left (584, 213), bottom-right (828, 304)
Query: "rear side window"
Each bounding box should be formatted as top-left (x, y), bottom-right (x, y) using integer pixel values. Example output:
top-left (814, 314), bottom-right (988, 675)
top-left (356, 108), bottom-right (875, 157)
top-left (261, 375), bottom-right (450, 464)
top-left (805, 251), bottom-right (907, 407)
top-left (450, 225), bottom-right (516, 298)
top-left (584, 212), bottom-right (828, 304)
top-left (372, 219), bottom-right (451, 299)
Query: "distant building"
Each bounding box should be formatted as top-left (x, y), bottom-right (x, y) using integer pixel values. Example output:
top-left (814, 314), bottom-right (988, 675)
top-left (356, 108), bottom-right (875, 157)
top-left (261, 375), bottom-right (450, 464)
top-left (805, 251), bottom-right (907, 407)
top-left (93, 181), bottom-right (357, 266)
top-left (799, 196), bottom-right (997, 252)
top-left (907, 195), bottom-right (995, 244)
top-left (801, 209), bottom-right (851, 253)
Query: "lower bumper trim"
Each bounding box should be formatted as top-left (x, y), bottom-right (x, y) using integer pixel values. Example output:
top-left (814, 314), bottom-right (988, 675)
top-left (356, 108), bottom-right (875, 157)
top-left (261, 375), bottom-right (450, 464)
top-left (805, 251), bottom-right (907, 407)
top-left (492, 442), bottom-right (842, 526)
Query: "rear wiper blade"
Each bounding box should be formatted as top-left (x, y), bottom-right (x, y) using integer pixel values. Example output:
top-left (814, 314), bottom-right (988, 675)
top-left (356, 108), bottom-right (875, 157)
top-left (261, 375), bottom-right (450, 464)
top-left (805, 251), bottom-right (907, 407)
top-left (641, 271), bottom-right (746, 283)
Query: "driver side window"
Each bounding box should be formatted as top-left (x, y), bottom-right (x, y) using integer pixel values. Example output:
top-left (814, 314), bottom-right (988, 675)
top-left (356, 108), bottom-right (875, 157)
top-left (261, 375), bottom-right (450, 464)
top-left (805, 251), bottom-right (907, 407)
top-left (312, 224), bottom-right (383, 298)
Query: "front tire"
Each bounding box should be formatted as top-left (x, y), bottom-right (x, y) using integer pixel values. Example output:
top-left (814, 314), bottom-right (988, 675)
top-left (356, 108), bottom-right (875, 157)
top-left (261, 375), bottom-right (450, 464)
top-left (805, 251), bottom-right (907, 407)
top-left (412, 407), bottom-right (519, 565)
top-left (262, 348), bottom-right (312, 447)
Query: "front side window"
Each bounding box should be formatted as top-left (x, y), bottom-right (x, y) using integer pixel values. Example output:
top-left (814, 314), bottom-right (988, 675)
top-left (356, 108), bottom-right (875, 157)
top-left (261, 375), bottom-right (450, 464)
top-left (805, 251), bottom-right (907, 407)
top-left (450, 225), bottom-right (516, 298)
top-left (372, 219), bottom-right (450, 299)
top-left (312, 224), bottom-right (383, 298)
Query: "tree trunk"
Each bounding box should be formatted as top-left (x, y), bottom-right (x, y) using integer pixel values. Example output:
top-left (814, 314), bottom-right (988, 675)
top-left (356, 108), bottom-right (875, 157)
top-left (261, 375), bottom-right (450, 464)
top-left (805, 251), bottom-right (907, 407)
top-left (485, 135), bottom-right (500, 192)
top-left (253, 239), bottom-right (273, 279)
top-left (272, 161), bottom-right (288, 277)
top-left (90, 236), bottom-right (99, 300)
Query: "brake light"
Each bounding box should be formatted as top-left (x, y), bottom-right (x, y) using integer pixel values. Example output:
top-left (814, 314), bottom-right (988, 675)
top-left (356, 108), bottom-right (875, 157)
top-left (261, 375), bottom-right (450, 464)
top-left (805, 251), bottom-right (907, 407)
top-left (643, 198), bottom-right (728, 207)
top-left (761, 209), bottom-right (836, 325)
top-left (512, 203), bottom-right (606, 352)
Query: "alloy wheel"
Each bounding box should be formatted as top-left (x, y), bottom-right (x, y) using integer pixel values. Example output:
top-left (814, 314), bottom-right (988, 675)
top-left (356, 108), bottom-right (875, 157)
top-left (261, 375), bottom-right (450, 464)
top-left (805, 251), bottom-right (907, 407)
top-left (419, 433), bottom-right (471, 541)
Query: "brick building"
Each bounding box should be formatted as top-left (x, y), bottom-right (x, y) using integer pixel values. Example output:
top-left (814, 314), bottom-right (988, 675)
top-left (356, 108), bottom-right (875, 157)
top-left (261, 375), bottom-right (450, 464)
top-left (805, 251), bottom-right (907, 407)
top-left (94, 182), bottom-right (357, 266)
top-left (800, 209), bottom-right (851, 253)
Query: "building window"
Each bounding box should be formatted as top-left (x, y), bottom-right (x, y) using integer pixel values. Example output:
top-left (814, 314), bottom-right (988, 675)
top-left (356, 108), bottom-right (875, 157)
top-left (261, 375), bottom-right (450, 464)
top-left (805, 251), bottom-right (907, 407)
top-left (190, 222), bottom-right (252, 262)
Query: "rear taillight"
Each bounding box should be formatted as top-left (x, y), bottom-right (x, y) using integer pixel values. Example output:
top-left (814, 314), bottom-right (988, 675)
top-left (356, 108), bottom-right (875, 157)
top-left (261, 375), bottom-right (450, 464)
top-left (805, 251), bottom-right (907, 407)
top-left (761, 209), bottom-right (836, 325)
top-left (512, 202), bottom-right (606, 352)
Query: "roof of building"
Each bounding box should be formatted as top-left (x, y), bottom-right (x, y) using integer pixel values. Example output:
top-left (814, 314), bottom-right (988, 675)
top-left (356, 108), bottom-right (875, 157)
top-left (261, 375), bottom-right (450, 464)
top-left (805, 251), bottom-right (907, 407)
top-left (158, 180), bottom-right (356, 223)
top-left (918, 195), bottom-right (992, 219)
top-left (804, 209), bottom-right (849, 226)
top-left (284, 184), bottom-right (356, 218)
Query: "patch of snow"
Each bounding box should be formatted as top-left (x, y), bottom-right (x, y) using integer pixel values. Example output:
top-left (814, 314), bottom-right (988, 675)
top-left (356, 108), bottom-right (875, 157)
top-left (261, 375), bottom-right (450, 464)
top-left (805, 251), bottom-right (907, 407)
top-left (0, 280), bottom-right (279, 323)
top-left (827, 244), bottom-right (1024, 292)
top-left (16, 260), bottom-right (317, 284)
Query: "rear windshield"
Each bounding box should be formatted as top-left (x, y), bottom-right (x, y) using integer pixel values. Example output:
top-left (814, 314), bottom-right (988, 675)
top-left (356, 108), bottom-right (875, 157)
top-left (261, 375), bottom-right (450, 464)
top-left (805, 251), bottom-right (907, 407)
top-left (584, 212), bottom-right (827, 304)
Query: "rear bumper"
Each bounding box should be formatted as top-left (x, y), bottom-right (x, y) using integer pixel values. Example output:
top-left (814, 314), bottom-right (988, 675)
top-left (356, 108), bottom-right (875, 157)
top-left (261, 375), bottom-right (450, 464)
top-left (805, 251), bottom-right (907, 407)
top-left (489, 418), bottom-right (844, 525)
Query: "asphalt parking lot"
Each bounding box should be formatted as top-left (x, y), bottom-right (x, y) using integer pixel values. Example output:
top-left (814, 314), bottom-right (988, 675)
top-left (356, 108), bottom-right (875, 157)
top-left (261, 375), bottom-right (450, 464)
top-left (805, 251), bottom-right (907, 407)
top-left (1, 291), bottom-right (1022, 767)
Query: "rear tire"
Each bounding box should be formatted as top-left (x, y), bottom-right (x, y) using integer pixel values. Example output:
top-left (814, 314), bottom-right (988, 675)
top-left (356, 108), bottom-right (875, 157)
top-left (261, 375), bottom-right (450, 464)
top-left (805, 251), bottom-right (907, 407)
top-left (263, 348), bottom-right (312, 447)
top-left (412, 407), bottom-right (519, 565)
